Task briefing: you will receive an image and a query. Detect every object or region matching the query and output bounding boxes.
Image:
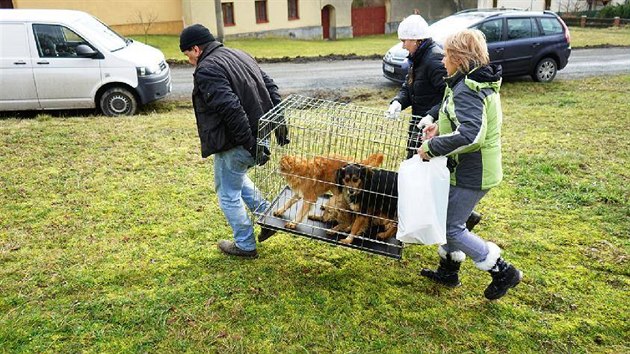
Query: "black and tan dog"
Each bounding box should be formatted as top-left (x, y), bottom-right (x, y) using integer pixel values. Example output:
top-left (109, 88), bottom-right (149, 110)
top-left (336, 163), bottom-right (398, 245)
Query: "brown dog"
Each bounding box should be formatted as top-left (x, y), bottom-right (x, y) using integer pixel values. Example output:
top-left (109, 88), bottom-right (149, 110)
top-left (274, 153), bottom-right (384, 229)
top-left (307, 192), bottom-right (354, 236)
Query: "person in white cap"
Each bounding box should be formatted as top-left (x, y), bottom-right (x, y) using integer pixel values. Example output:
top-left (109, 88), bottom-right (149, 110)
top-left (387, 14), bottom-right (482, 231)
top-left (385, 14), bottom-right (446, 159)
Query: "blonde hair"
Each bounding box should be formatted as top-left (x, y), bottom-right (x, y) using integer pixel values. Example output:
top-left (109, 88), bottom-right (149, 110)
top-left (443, 29), bottom-right (490, 74)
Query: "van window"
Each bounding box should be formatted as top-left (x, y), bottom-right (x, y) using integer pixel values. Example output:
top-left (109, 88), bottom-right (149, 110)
top-left (506, 18), bottom-right (539, 40)
top-left (33, 24), bottom-right (90, 58)
top-left (474, 19), bottom-right (503, 43)
top-left (1, 23), bottom-right (30, 57)
top-left (539, 17), bottom-right (563, 35)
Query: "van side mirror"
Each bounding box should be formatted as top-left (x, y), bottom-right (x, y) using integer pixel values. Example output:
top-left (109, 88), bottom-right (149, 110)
top-left (76, 44), bottom-right (99, 58)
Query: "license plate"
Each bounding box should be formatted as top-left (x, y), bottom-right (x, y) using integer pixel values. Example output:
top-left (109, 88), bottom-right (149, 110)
top-left (384, 63), bottom-right (395, 73)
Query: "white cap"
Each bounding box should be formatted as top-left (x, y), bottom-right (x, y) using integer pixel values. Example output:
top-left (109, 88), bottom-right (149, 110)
top-left (397, 14), bottom-right (430, 40)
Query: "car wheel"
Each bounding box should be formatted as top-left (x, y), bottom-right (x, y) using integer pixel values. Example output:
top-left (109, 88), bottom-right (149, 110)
top-left (532, 57), bottom-right (558, 83)
top-left (99, 87), bottom-right (138, 116)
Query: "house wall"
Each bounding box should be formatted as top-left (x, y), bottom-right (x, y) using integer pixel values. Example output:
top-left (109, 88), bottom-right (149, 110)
top-left (222, 1), bottom-right (319, 35)
top-left (13, 0), bottom-right (353, 38)
top-left (181, 0), bottom-right (352, 39)
top-left (389, 0), bottom-right (454, 22)
top-left (386, 0), bottom-right (472, 34)
top-left (13, 0), bottom-right (183, 34)
top-left (181, 0), bottom-right (215, 34)
top-left (323, 0), bottom-right (353, 38)
top-left (15, 0), bottom-right (575, 38)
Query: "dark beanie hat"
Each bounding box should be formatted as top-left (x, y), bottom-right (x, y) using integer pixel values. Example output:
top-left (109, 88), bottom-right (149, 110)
top-left (179, 24), bottom-right (215, 52)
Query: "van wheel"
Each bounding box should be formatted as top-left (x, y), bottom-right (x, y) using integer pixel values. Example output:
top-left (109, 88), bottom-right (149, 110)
top-left (99, 87), bottom-right (138, 116)
top-left (532, 57), bottom-right (557, 83)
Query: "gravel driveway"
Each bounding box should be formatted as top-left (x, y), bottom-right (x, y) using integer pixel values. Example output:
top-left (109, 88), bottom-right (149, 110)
top-left (168, 47), bottom-right (630, 100)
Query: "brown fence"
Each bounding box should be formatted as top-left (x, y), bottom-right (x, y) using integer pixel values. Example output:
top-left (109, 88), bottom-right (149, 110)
top-left (562, 16), bottom-right (630, 28)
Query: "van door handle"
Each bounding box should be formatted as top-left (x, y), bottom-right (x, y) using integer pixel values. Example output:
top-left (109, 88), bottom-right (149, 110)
top-left (13, 61), bottom-right (27, 65)
top-left (495, 48), bottom-right (504, 53)
top-left (532, 43), bottom-right (541, 48)
top-left (37, 61), bottom-right (50, 65)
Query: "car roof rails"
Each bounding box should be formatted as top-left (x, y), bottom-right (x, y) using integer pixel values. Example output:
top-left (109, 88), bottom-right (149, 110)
top-left (455, 7), bottom-right (527, 15)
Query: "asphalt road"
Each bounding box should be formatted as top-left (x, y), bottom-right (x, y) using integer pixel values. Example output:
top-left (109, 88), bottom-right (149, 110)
top-left (168, 47), bottom-right (630, 100)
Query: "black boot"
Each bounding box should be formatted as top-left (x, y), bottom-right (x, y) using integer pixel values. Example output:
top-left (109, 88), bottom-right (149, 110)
top-left (466, 211), bottom-right (482, 231)
top-left (484, 258), bottom-right (523, 300)
top-left (420, 250), bottom-right (465, 288)
top-left (258, 227), bottom-right (277, 243)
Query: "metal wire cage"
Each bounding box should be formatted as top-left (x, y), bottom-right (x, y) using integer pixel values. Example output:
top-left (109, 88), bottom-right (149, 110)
top-left (251, 94), bottom-right (413, 259)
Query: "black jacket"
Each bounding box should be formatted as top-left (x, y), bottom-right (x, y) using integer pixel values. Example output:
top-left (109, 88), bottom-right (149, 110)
top-left (192, 41), bottom-right (281, 157)
top-left (394, 38), bottom-right (446, 117)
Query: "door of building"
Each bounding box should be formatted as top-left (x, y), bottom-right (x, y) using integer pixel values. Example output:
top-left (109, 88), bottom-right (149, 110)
top-left (321, 6), bottom-right (330, 39)
top-left (351, 6), bottom-right (385, 37)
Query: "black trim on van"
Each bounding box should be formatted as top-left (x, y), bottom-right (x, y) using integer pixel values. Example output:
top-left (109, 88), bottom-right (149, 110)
top-left (136, 68), bottom-right (171, 104)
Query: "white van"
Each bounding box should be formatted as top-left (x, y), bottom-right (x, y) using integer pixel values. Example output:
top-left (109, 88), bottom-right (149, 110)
top-left (0, 9), bottom-right (171, 116)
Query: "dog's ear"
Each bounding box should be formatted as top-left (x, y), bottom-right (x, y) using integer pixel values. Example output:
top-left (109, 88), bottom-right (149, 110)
top-left (361, 153), bottom-right (384, 168)
top-left (360, 165), bottom-right (372, 181)
top-left (335, 166), bottom-right (346, 192)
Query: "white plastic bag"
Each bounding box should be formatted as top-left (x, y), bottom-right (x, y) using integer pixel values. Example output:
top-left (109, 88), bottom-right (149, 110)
top-left (396, 155), bottom-right (450, 245)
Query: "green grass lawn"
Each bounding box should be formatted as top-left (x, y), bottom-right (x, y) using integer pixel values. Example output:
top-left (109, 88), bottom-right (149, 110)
top-left (568, 26), bottom-right (630, 48)
top-left (1, 76), bottom-right (629, 352)
top-left (131, 26), bottom-right (630, 61)
top-left (135, 34), bottom-right (398, 62)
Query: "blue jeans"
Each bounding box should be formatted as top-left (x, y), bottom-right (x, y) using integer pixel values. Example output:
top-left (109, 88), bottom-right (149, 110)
top-left (441, 185), bottom-right (490, 263)
top-left (213, 146), bottom-right (269, 251)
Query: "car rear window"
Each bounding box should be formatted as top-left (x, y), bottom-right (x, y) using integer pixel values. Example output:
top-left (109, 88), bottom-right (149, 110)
top-left (539, 17), bottom-right (563, 35)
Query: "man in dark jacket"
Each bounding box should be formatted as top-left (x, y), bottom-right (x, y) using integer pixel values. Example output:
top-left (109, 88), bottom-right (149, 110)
top-left (180, 24), bottom-right (282, 258)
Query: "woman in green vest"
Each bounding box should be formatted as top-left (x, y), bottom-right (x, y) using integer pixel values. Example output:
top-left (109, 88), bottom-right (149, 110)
top-left (419, 29), bottom-right (522, 300)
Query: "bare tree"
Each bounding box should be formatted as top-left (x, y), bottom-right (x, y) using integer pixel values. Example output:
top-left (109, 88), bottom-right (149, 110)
top-left (136, 10), bottom-right (159, 44)
top-left (452, 0), bottom-right (465, 11)
top-left (558, 0), bottom-right (586, 14)
top-left (451, 0), bottom-right (476, 11)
